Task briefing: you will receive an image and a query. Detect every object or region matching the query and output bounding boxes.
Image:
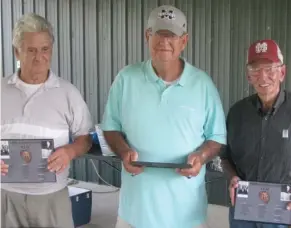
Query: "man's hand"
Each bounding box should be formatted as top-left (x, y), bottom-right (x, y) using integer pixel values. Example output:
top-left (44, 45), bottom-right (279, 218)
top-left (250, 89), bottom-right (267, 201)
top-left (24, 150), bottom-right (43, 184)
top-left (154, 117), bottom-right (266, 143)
top-left (229, 176), bottom-right (240, 206)
top-left (1, 160), bottom-right (9, 176)
top-left (286, 202), bottom-right (291, 210)
top-left (176, 152), bottom-right (204, 177)
top-left (122, 150), bottom-right (143, 176)
top-left (47, 145), bottom-right (75, 174)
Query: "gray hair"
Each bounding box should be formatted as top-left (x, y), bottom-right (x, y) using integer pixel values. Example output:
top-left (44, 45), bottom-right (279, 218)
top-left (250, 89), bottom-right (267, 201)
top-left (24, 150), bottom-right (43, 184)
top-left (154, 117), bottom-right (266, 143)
top-left (12, 13), bottom-right (54, 49)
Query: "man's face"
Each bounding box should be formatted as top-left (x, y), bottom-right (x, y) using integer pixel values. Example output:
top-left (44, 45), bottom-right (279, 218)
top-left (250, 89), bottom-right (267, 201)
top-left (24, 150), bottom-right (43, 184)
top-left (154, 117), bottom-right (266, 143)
top-left (21, 151), bottom-right (32, 163)
top-left (15, 31), bottom-right (53, 76)
top-left (146, 29), bottom-right (188, 62)
top-left (247, 59), bottom-right (285, 97)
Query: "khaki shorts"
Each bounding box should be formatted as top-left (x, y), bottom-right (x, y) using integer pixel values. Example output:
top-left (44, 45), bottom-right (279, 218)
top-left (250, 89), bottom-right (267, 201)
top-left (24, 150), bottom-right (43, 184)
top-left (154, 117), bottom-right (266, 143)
top-left (1, 187), bottom-right (74, 228)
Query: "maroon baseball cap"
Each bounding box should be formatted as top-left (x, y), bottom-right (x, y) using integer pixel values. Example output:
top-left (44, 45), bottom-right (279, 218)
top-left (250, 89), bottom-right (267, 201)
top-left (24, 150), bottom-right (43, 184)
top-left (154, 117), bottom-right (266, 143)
top-left (247, 39), bottom-right (283, 64)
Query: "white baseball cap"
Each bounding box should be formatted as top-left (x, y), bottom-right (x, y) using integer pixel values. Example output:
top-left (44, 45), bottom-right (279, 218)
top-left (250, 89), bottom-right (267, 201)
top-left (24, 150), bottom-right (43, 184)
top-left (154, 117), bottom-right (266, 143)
top-left (147, 5), bottom-right (187, 36)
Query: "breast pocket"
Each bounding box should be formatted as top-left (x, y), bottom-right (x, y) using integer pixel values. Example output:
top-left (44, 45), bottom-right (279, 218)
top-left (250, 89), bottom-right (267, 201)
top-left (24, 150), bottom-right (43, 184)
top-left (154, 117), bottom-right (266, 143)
top-left (263, 121), bottom-right (291, 175)
top-left (269, 121), bottom-right (291, 150)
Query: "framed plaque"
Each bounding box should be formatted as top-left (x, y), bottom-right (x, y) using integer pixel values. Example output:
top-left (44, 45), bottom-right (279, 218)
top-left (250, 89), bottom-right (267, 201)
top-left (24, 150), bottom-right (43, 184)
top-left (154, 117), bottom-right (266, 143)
top-left (1, 139), bottom-right (56, 183)
top-left (234, 180), bottom-right (291, 225)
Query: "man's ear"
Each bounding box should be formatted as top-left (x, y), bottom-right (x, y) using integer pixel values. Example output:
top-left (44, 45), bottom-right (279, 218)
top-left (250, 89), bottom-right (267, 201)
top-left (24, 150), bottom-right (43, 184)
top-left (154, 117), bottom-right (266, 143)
top-left (279, 64), bottom-right (286, 82)
top-left (246, 72), bottom-right (253, 84)
top-left (14, 48), bottom-right (20, 60)
top-left (181, 33), bottom-right (189, 51)
top-left (145, 29), bottom-right (150, 43)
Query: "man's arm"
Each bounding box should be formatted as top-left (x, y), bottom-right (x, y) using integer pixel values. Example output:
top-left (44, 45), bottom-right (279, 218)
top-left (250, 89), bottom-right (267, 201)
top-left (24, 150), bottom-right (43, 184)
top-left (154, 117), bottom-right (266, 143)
top-left (198, 74), bottom-right (227, 164)
top-left (178, 75), bottom-right (226, 177)
top-left (197, 140), bottom-right (222, 165)
top-left (48, 134), bottom-right (92, 173)
top-left (101, 73), bottom-right (131, 160)
top-left (220, 140), bottom-right (238, 179)
top-left (47, 84), bottom-right (94, 173)
top-left (66, 135), bottom-right (92, 160)
top-left (103, 131), bottom-right (130, 160)
top-left (102, 130), bottom-right (143, 174)
top-left (101, 73), bottom-right (143, 174)
top-left (67, 84), bottom-right (94, 158)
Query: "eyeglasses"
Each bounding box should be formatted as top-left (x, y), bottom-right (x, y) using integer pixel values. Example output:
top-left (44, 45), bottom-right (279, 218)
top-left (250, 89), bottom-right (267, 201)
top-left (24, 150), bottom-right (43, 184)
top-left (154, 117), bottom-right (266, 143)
top-left (247, 64), bottom-right (283, 77)
top-left (149, 31), bottom-right (183, 40)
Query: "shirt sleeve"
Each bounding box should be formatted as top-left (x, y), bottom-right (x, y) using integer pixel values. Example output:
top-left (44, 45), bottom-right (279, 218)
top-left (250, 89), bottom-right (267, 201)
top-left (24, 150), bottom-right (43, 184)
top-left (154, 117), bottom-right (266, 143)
top-left (203, 76), bottom-right (227, 145)
top-left (101, 73), bottom-right (123, 132)
top-left (68, 86), bottom-right (94, 139)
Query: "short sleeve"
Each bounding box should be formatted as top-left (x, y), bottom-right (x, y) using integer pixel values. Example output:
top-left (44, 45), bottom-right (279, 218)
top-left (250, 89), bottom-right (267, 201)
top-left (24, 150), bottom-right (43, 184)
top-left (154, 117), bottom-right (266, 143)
top-left (203, 77), bottom-right (227, 145)
top-left (68, 86), bottom-right (94, 139)
top-left (101, 73), bottom-right (123, 132)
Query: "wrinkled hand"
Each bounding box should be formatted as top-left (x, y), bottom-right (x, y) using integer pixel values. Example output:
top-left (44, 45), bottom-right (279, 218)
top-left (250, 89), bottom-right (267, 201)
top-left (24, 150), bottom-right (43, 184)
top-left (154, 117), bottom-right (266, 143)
top-left (229, 176), bottom-right (241, 206)
top-left (176, 152), bottom-right (204, 177)
top-left (122, 150), bottom-right (143, 176)
top-left (1, 160), bottom-right (9, 176)
top-left (47, 146), bottom-right (75, 174)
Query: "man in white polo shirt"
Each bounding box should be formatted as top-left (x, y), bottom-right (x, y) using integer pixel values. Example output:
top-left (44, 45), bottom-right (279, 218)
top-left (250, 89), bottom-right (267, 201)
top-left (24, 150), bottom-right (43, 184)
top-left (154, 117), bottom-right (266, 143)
top-left (1, 13), bottom-right (93, 228)
top-left (102, 5), bottom-right (226, 228)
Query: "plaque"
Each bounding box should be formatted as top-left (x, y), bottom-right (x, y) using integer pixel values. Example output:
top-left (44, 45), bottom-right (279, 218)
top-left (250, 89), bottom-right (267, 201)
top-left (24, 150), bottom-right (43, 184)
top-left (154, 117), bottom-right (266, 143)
top-left (0, 139), bottom-right (56, 183)
top-left (234, 180), bottom-right (291, 225)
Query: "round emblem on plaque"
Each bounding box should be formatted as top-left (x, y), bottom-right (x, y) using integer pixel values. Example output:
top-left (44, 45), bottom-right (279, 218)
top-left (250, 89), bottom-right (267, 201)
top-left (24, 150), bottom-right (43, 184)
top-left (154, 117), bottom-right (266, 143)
top-left (259, 191), bottom-right (270, 203)
top-left (20, 150), bottom-right (32, 164)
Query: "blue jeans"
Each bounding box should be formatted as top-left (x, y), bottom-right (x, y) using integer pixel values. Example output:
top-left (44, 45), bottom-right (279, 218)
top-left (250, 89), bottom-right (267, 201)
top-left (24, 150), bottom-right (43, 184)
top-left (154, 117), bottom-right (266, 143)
top-left (229, 207), bottom-right (288, 228)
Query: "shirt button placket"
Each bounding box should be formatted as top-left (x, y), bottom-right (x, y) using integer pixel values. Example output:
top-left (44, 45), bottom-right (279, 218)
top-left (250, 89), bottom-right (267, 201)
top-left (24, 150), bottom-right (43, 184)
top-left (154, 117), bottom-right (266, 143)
top-left (160, 86), bottom-right (169, 105)
top-left (258, 115), bottom-right (269, 181)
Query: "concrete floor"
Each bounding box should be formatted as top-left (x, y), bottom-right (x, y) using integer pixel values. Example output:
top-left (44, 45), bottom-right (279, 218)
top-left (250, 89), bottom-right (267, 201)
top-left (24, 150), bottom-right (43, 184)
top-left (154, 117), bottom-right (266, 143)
top-left (72, 181), bottom-right (229, 228)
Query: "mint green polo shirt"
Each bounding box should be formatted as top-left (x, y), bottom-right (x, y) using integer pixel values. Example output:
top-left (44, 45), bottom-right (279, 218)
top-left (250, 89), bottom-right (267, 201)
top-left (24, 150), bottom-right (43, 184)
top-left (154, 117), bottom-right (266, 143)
top-left (101, 59), bottom-right (226, 228)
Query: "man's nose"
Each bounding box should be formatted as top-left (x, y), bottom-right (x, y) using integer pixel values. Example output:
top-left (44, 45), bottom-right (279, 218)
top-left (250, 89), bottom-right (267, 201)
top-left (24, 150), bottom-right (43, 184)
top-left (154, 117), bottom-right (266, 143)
top-left (259, 69), bottom-right (270, 80)
top-left (34, 50), bottom-right (42, 61)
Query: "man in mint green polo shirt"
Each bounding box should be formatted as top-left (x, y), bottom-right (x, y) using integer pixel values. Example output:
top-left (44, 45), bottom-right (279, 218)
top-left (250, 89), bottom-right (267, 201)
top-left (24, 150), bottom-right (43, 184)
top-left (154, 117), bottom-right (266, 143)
top-left (102, 5), bottom-right (226, 228)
